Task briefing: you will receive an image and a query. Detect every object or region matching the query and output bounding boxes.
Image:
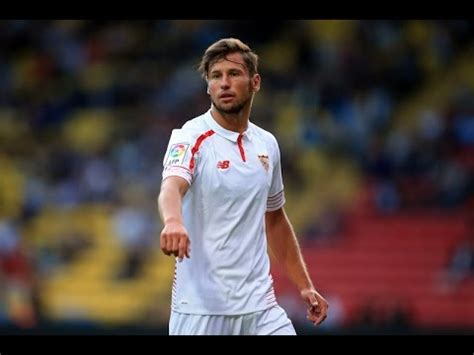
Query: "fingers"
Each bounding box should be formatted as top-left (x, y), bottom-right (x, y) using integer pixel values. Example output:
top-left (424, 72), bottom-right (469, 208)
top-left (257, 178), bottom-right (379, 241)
top-left (301, 288), bottom-right (320, 308)
top-left (160, 233), bottom-right (171, 256)
top-left (171, 235), bottom-right (180, 257)
top-left (160, 225), bottom-right (190, 260)
top-left (177, 237), bottom-right (185, 261)
top-left (307, 301), bottom-right (329, 326)
top-left (315, 314), bottom-right (327, 325)
top-left (302, 289), bottom-right (329, 326)
top-left (307, 306), bottom-right (327, 325)
top-left (306, 310), bottom-right (318, 324)
top-left (307, 291), bottom-right (319, 308)
top-left (177, 237), bottom-right (190, 261)
top-left (166, 232), bottom-right (175, 256)
top-left (185, 240), bottom-right (191, 258)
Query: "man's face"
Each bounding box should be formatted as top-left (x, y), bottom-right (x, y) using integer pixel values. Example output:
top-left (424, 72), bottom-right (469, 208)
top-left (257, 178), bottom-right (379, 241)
top-left (207, 52), bottom-right (260, 115)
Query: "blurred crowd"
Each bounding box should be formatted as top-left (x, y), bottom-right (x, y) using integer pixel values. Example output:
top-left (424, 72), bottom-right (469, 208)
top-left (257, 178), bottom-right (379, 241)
top-left (1, 20), bottom-right (474, 329)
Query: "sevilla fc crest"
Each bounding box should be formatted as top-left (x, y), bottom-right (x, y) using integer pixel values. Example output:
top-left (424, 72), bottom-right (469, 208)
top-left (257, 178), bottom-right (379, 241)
top-left (258, 154), bottom-right (269, 172)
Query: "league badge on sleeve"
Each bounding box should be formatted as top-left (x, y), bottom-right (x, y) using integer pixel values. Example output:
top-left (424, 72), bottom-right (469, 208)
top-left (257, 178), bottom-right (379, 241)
top-left (165, 143), bottom-right (190, 166)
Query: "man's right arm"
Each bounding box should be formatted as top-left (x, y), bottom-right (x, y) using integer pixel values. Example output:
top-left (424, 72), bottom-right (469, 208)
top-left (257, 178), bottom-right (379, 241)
top-left (158, 176), bottom-right (191, 261)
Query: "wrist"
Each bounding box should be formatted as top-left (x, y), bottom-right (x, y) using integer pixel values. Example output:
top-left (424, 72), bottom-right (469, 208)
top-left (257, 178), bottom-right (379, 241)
top-left (298, 282), bottom-right (315, 293)
top-left (165, 217), bottom-right (183, 225)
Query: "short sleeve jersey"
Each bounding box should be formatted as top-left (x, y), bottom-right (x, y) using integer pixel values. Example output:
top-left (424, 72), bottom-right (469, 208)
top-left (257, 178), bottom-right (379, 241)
top-left (162, 109), bottom-right (285, 315)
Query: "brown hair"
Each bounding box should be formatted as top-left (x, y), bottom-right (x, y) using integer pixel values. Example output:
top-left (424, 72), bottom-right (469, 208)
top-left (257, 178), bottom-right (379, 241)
top-left (198, 38), bottom-right (259, 79)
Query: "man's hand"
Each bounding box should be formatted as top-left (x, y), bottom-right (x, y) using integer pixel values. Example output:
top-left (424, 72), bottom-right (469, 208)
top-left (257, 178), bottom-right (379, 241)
top-left (301, 288), bottom-right (329, 325)
top-left (160, 222), bottom-right (191, 261)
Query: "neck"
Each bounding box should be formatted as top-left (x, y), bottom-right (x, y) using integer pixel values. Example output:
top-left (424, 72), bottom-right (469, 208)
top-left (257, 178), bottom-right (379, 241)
top-left (210, 105), bottom-right (250, 134)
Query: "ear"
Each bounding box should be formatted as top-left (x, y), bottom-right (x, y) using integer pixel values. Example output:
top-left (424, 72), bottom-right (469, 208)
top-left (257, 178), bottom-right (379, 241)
top-left (252, 74), bottom-right (261, 93)
top-left (206, 80), bottom-right (210, 94)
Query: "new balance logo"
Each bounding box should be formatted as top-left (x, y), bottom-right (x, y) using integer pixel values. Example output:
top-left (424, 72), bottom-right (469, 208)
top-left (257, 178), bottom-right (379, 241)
top-left (217, 160), bottom-right (230, 169)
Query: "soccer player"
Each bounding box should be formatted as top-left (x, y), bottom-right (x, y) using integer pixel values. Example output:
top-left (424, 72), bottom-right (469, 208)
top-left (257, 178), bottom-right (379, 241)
top-left (158, 38), bottom-right (328, 335)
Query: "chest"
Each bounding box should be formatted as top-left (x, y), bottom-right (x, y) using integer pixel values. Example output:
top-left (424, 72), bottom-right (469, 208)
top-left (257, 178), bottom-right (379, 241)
top-left (197, 136), bottom-right (273, 196)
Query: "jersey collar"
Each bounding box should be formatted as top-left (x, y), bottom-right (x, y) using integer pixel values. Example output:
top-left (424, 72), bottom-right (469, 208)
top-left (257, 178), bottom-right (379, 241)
top-left (205, 109), bottom-right (252, 142)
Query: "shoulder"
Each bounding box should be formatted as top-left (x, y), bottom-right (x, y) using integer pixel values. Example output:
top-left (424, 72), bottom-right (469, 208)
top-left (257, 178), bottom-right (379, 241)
top-left (181, 113), bottom-right (207, 132)
top-left (249, 122), bottom-right (280, 150)
top-left (171, 113), bottom-right (210, 143)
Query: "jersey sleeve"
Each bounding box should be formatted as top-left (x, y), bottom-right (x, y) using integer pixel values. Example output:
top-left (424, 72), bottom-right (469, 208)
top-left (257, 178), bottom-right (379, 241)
top-left (162, 129), bottom-right (194, 185)
top-left (267, 137), bottom-right (286, 212)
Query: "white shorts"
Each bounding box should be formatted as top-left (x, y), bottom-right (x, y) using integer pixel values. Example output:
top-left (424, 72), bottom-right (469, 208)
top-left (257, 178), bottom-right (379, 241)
top-left (169, 305), bottom-right (296, 335)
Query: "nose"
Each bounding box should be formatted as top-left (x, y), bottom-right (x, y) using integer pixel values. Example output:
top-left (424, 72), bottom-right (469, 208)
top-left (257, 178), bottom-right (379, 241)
top-left (220, 75), bottom-right (231, 89)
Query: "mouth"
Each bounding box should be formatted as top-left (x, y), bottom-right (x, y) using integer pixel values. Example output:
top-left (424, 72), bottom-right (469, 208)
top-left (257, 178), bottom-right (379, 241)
top-left (219, 93), bottom-right (235, 99)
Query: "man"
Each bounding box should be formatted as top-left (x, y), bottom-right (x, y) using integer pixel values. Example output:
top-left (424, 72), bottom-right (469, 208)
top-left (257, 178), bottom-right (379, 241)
top-left (158, 38), bottom-right (328, 335)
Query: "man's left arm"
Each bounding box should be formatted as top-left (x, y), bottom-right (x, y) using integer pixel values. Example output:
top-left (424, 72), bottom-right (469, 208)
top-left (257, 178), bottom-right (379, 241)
top-left (266, 207), bottom-right (329, 325)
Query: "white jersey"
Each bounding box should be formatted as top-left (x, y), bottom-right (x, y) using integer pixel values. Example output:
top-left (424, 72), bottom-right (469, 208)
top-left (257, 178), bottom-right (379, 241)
top-left (162, 109), bottom-right (285, 315)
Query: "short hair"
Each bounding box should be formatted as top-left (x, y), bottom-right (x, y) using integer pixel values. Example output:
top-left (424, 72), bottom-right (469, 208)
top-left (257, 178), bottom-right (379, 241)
top-left (198, 38), bottom-right (259, 79)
